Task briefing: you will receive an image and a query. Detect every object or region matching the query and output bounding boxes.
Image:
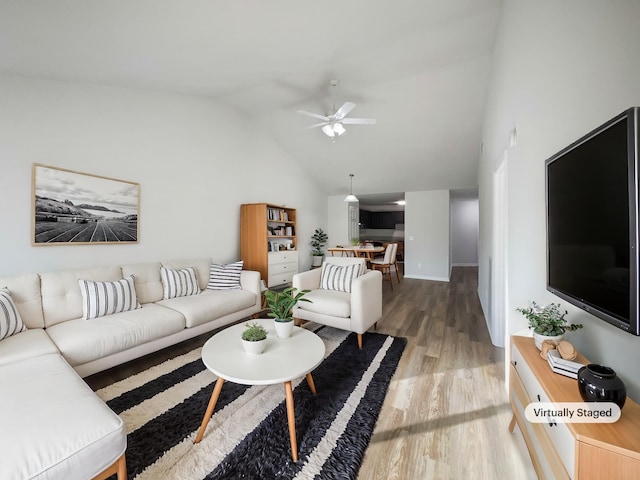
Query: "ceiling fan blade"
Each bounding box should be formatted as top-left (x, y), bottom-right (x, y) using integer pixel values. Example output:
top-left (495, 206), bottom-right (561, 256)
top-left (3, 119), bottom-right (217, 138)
top-left (297, 110), bottom-right (330, 121)
top-left (342, 117), bottom-right (377, 125)
top-left (335, 102), bottom-right (355, 118)
top-left (303, 121), bottom-right (329, 129)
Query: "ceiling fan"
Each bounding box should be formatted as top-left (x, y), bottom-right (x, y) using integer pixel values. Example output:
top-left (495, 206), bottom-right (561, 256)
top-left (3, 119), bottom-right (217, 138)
top-left (297, 78), bottom-right (376, 138)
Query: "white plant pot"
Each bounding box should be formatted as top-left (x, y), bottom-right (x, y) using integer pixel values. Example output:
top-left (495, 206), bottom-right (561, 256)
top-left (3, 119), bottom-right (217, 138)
top-left (242, 338), bottom-right (267, 355)
top-left (311, 256), bottom-right (323, 267)
top-left (532, 332), bottom-right (564, 350)
top-left (274, 319), bottom-right (294, 339)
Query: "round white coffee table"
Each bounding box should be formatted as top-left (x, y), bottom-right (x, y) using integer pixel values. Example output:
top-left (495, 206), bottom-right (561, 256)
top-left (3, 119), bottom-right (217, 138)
top-left (193, 319), bottom-right (325, 461)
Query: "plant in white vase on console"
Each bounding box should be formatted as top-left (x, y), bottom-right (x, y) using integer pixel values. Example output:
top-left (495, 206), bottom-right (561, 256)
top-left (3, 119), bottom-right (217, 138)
top-left (516, 301), bottom-right (583, 350)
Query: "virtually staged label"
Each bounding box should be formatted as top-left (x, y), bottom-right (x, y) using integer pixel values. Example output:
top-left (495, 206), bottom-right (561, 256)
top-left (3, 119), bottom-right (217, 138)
top-left (524, 402), bottom-right (621, 423)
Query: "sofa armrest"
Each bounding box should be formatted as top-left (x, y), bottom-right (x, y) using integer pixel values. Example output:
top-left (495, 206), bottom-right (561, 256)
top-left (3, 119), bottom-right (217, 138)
top-left (349, 270), bottom-right (383, 333)
top-left (292, 268), bottom-right (322, 291)
top-left (240, 270), bottom-right (261, 309)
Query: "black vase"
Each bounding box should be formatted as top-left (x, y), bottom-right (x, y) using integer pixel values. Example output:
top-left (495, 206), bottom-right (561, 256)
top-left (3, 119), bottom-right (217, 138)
top-left (577, 364), bottom-right (626, 409)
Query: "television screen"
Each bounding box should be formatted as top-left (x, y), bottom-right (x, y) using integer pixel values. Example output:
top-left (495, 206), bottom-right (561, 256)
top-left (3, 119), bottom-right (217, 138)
top-left (546, 108), bottom-right (639, 335)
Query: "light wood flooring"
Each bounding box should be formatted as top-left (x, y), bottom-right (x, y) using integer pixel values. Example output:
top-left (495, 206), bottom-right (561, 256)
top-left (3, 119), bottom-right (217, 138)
top-left (85, 267), bottom-right (536, 479)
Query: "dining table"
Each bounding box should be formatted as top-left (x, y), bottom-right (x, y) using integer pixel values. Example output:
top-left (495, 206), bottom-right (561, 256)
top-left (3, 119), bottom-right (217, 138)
top-left (327, 246), bottom-right (385, 261)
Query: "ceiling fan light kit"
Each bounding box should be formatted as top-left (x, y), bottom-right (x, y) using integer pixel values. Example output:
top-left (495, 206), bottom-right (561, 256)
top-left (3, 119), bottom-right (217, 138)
top-left (322, 122), bottom-right (346, 137)
top-left (344, 174), bottom-right (358, 203)
top-left (298, 78), bottom-right (376, 139)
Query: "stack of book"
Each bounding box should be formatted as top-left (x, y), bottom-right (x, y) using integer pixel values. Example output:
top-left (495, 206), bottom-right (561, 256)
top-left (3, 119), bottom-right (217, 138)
top-left (546, 349), bottom-right (584, 379)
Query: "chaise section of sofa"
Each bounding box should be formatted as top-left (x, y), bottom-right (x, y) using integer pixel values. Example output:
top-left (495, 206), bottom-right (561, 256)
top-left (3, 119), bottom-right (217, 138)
top-left (0, 257), bottom-right (262, 480)
top-left (0, 353), bottom-right (127, 480)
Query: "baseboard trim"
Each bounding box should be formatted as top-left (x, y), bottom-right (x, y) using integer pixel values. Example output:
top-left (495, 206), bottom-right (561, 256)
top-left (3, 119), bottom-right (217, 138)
top-left (452, 262), bottom-right (478, 267)
top-left (404, 274), bottom-right (450, 282)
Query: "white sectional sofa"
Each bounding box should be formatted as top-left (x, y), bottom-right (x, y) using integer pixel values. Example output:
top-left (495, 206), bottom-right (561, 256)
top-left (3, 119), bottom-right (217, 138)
top-left (0, 257), bottom-right (262, 480)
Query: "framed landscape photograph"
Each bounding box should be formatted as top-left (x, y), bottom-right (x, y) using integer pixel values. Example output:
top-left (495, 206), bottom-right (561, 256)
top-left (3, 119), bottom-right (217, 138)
top-left (32, 163), bottom-right (139, 245)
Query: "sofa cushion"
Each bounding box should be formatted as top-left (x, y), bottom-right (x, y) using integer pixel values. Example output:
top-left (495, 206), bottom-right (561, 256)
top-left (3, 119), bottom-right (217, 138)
top-left (45, 303), bottom-right (186, 366)
top-left (160, 267), bottom-right (200, 299)
top-left (40, 266), bottom-right (123, 327)
top-left (162, 258), bottom-right (211, 291)
top-left (78, 275), bottom-right (140, 320)
top-left (121, 262), bottom-right (163, 304)
top-left (0, 287), bottom-right (27, 340)
top-left (0, 354), bottom-right (126, 480)
top-left (0, 273), bottom-right (44, 329)
top-left (0, 329), bottom-right (58, 366)
top-left (156, 289), bottom-right (257, 328)
top-left (320, 262), bottom-right (362, 293)
top-left (207, 260), bottom-right (243, 290)
top-left (295, 289), bottom-right (351, 318)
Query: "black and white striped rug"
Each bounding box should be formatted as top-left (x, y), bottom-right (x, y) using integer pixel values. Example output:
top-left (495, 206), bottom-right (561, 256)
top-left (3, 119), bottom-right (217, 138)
top-left (98, 325), bottom-right (406, 480)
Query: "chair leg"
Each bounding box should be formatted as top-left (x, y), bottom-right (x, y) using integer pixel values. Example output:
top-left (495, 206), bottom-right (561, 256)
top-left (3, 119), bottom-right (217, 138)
top-left (394, 264), bottom-right (401, 283)
top-left (385, 267), bottom-right (393, 290)
top-left (92, 453), bottom-right (127, 480)
top-left (357, 333), bottom-right (363, 349)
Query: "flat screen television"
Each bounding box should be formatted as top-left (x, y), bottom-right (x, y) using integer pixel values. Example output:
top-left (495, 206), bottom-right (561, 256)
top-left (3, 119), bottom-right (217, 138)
top-left (546, 107), bottom-right (639, 335)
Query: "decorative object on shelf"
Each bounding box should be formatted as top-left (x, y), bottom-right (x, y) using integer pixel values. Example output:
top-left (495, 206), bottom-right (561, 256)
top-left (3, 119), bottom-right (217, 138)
top-left (516, 301), bottom-right (583, 350)
top-left (310, 228), bottom-right (328, 267)
top-left (540, 339), bottom-right (557, 360)
top-left (577, 364), bottom-right (627, 409)
top-left (556, 340), bottom-right (577, 360)
top-left (241, 322), bottom-right (268, 354)
top-left (264, 287), bottom-right (311, 339)
top-left (344, 173), bottom-right (359, 202)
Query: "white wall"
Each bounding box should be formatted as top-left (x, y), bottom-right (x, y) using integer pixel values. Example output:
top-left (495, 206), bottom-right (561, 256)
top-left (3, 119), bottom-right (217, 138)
top-left (327, 196), bottom-right (352, 247)
top-left (0, 74), bottom-right (326, 275)
top-left (479, 0), bottom-right (640, 399)
top-left (404, 190), bottom-right (450, 281)
top-left (451, 197), bottom-right (479, 266)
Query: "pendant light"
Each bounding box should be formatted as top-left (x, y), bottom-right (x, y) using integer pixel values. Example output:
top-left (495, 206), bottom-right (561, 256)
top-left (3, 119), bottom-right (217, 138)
top-left (344, 174), bottom-right (359, 202)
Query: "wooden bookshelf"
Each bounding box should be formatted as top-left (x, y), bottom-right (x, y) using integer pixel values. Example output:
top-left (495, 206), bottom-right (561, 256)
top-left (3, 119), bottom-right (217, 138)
top-left (240, 203), bottom-right (298, 288)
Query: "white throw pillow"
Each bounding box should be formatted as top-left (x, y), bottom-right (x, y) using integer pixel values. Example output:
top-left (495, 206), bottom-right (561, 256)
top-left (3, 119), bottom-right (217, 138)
top-left (78, 275), bottom-right (141, 320)
top-left (319, 263), bottom-right (363, 293)
top-left (0, 287), bottom-right (27, 340)
top-left (207, 260), bottom-right (243, 290)
top-left (160, 267), bottom-right (200, 299)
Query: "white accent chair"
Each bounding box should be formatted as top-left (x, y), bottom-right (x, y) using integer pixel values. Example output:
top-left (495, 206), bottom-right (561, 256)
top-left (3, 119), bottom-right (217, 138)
top-left (292, 257), bottom-right (382, 348)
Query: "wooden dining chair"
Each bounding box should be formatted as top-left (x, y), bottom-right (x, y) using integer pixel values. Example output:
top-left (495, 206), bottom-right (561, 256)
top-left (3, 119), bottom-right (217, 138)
top-left (370, 243), bottom-right (400, 289)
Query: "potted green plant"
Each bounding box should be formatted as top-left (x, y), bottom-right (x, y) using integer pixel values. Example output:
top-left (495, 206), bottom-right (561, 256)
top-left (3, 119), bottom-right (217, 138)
top-left (310, 228), bottom-right (328, 267)
top-left (351, 237), bottom-right (360, 247)
top-left (241, 322), bottom-right (268, 354)
top-left (264, 287), bottom-right (311, 338)
top-left (516, 301), bottom-right (583, 350)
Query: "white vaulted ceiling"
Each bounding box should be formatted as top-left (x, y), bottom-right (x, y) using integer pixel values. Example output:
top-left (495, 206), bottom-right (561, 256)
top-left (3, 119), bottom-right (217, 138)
top-left (0, 0), bottom-right (503, 197)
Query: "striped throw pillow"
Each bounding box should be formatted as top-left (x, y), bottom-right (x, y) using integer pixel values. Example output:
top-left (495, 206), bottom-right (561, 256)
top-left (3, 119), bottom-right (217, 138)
top-left (319, 263), bottom-right (363, 293)
top-left (0, 287), bottom-right (27, 341)
top-left (207, 260), bottom-right (243, 290)
top-left (160, 267), bottom-right (200, 299)
top-left (78, 275), bottom-right (141, 320)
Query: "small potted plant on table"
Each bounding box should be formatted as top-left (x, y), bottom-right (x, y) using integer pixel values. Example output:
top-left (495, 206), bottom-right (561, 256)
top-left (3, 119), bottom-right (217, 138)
top-left (265, 287), bottom-right (311, 338)
top-left (241, 322), bottom-right (268, 355)
top-left (516, 301), bottom-right (583, 350)
top-left (310, 228), bottom-right (328, 267)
